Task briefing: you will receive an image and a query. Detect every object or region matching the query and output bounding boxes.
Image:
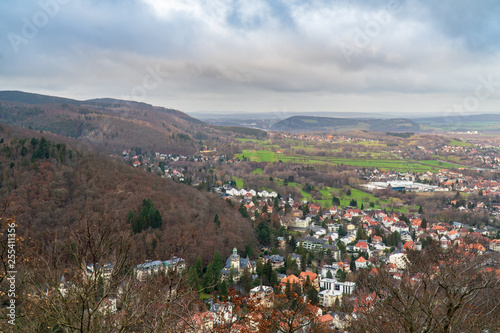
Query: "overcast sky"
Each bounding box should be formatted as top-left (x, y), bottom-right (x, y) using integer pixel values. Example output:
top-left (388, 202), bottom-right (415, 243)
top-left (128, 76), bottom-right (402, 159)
top-left (1, 0), bottom-right (499, 117)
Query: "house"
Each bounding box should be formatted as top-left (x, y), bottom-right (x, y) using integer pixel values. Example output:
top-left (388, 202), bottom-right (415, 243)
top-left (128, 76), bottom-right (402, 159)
top-left (316, 314), bottom-right (334, 330)
top-left (392, 222), bottom-right (409, 233)
top-left (249, 285), bottom-right (274, 308)
top-left (179, 311), bottom-right (214, 333)
top-left (291, 253), bottom-right (302, 268)
top-left (134, 260), bottom-right (163, 281)
top-left (440, 235), bottom-right (451, 249)
top-left (354, 240), bottom-right (369, 253)
top-left (84, 263), bottom-right (113, 283)
top-left (372, 236), bottom-right (383, 244)
top-left (221, 248), bottom-right (256, 282)
top-left (490, 239), bottom-right (500, 252)
top-left (263, 254), bottom-right (285, 269)
top-left (331, 312), bottom-right (351, 330)
top-left (320, 265), bottom-right (338, 278)
top-left (403, 241), bottom-right (415, 251)
top-left (340, 233), bottom-right (356, 245)
top-left (280, 274), bottom-right (301, 289)
top-left (210, 302), bottom-right (235, 326)
top-left (299, 271), bottom-right (319, 290)
top-left (134, 258), bottom-right (186, 282)
top-left (411, 218), bottom-right (422, 230)
top-left (355, 256), bottom-right (368, 269)
top-left (318, 289), bottom-right (342, 307)
top-left (299, 236), bottom-right (327, 251)
top-left (277, 236), bottom-right (286, 249)
top-left (98, 297), bottom-right (117, 314)
top-left (319, 278), bottom-right (355, 294)
top-left (388, 252), bottom-right (408, 270)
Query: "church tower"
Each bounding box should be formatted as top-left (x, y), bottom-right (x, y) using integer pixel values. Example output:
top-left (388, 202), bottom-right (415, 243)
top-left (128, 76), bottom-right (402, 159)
top-left (230, 247), bottom-right (240, 273)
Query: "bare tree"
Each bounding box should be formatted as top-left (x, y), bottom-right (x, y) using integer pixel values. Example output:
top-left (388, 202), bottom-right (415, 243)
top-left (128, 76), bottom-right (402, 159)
top-left (350, 241), bottom-right (500, 333)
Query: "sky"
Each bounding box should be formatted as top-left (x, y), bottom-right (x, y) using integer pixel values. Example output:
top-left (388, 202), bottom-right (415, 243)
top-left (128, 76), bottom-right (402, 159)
top-left (1, 0), bottom-right (500, 118)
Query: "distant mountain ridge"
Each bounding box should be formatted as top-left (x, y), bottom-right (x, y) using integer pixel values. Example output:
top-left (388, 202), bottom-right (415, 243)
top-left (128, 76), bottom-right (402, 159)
top-left (415, 113), bottom-right (500, 123)
top-left (271, 116), bottom-right (420, 132)
top-left (0, 90), bottom-right (265, 154)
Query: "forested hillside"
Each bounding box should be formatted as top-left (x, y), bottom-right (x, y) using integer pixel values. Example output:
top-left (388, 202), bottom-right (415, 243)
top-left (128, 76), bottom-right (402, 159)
top-left (0, 124), bottom-right (256, 265)
top-left (0, 91), bottom-right (267, 156)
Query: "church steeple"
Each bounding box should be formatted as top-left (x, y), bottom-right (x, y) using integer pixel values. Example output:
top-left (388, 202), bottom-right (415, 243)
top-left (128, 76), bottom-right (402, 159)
top-left (230, 248), bottom-right (240, 271)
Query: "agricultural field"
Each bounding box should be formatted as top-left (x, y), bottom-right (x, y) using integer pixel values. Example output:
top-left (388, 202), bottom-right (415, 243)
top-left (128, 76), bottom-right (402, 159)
top-left (236, 146), bottom-right (461, 173)
top-left (448, 139), bottom-right (472, 147)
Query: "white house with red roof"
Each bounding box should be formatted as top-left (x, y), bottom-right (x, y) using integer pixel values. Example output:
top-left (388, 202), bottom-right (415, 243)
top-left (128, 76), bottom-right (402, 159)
top-left (354, 240), bottom-right (369, 253)
top-left (355, 256), bottom-right (368, 269)
top-left (392, 222), bottom-right (409, 234)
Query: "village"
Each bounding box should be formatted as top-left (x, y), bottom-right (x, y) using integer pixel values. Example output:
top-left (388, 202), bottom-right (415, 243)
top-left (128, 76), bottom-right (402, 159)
top-left (91, 132), bottom-right (500, 331)
top-left (56, 175), bottom-right (500, 331)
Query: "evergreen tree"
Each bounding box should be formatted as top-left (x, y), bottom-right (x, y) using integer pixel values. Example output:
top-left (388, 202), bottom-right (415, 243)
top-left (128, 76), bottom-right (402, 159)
top-left (335, 269), bottom-right (346, 282)
top-left (212, 251), bottom-right (224, 282)
top-left (202, 264), bottom-right (215, 294)
top-left (213, 214), bottom-right (221, 227)
top-left (307, 285), bottom-right (319, 305)
top-left (256, 259), bottom-right (264, 277)
top-left (195, 255), bottom-right (203, 278)
top-left (334, 297), bottom-right (340, 310)
top-left (337, 240), bottom-right (346, 254)
top-left (239, 202), bottom-right (249, 218)
top-left (263, 260), bottom-right (273, 283)
top-left (301, 253), bottom-right (307, 271)
top-left (270, 270), bottom-right (278, 288)
top-left (187, 266), bottom-right (199, 290)
top-left (289, 236), bottom-right (297, 251)
top-left (421, 218), bottom-right (428, 229)
top-left (220, 279), bottom-right (228, 297)
top-left (326, 270), bottom-right (333, 279)
top-left (130, 198), bottom-right (163, 233)
top-left (246, 243), bottom-right (252, 258)
top-left (285, 281), bottom-right (293, 299)
top-left (240, 267), bottom-right (252, 294)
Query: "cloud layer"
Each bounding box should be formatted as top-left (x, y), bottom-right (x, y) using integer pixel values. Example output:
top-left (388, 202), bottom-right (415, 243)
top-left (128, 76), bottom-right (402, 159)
top-left (0, 0), bottom-right (499, 116)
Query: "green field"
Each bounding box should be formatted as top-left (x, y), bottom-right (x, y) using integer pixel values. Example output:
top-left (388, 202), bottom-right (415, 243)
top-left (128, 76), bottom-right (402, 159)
top-left (238, 150), bottom-right (277, 162)
top-left (233, 177), bottom-right (244, 188)
top-left (252, 168), bottom-right (263, 175)
top-left (449, 139), bottom-right (472, 147)
top-left (235, 136), bottom-right (466, 172)
top-left (239, 149), bottom-right (460, 172)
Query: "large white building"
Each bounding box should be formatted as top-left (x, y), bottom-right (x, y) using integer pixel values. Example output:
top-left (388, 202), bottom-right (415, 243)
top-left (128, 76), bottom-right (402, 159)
top-left (319, 278), bottom-right (355, 295)
top-left (134, 257), bottom-right (186, 282)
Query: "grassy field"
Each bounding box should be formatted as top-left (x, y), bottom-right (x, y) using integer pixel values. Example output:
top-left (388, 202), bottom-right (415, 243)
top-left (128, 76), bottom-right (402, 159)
top-left (236, 137), bottom-right (465, 172)
top-left (449, 139), bottom-right (472, 147)
top-left (233, 177), bottom-right (244, 188)
top-left (199, 293), bottom-right (213, 300)
top-left (238, 150), bottom-right (277, 162)
top-left (252, 168), bottom-right (263, 175)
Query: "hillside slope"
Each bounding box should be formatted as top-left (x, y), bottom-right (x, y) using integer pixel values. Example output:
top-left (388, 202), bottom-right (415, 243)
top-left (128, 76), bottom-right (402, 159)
top-left (0, 124), bottom-right (256, 264)
top-left (0, 91), bottom-right (266, 155)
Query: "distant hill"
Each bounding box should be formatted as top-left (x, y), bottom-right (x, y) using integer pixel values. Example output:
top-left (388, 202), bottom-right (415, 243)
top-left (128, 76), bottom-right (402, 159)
top-left (271, 116), bottom-right (420, 132)
top-left (415, 113), bottom-right (500, 124)
top-left (414, 113), bottom-right (500, 132)
top-left (0, 91), bottom-right (266, 154)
